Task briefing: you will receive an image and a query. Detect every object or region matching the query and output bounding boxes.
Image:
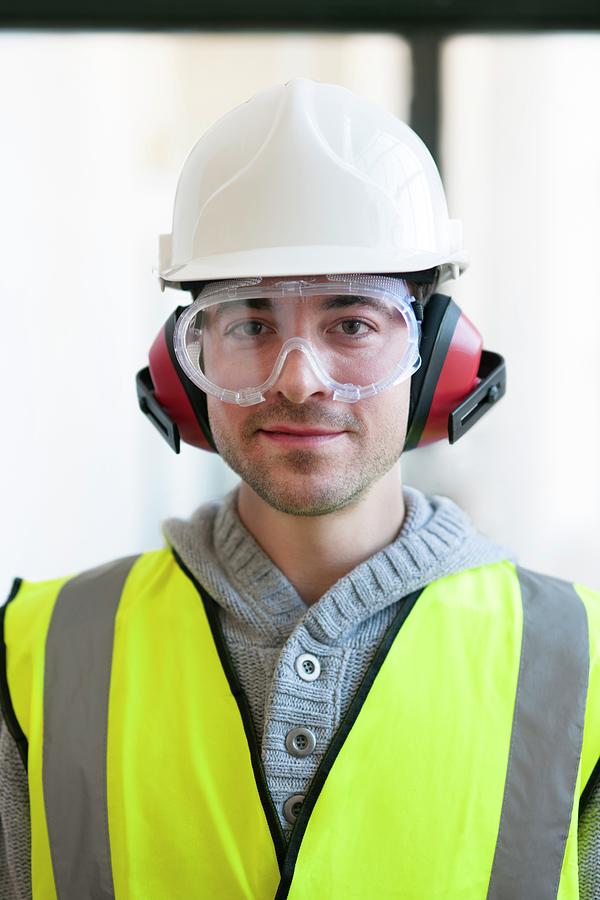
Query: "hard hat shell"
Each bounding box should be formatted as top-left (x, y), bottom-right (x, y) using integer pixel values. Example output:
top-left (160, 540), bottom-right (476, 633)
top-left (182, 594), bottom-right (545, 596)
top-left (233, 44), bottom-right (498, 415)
top-left (158, 78), bottom-right (468, 288)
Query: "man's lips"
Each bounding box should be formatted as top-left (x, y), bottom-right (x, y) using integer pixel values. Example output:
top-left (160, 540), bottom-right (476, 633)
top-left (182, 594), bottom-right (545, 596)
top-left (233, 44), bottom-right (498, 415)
top-left (260, 425), bottom-right (346, 436)
top-left (257, 425), bottom-right (348, 445)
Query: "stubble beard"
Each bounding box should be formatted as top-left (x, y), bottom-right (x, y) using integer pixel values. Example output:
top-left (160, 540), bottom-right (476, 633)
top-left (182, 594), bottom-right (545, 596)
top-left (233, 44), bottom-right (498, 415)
top-left (210, 403), bottom-right (405, 517)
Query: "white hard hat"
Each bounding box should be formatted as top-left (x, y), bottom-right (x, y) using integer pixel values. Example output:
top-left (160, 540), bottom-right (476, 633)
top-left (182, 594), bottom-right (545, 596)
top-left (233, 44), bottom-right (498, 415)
top-left (158, 77), bottom-right (468, 289)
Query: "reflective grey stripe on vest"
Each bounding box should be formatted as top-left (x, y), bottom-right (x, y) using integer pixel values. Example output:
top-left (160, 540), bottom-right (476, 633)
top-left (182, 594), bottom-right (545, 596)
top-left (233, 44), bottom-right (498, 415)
top-left (43, 555), bottom-right (139, 900)
top-left (487, 567), bottom-right (589, 900)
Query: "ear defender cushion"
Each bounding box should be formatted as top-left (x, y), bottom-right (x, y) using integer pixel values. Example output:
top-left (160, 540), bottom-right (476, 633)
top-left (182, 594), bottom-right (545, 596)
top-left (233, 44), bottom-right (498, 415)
top-left (146, 309), bottom-right (217, 453)
top-left (404, 294), bottom-right (483, 451)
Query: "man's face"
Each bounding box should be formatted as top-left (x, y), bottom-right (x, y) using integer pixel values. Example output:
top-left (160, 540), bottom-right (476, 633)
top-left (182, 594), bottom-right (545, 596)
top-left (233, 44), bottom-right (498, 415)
top-left (205, 277), bottom-right (414, 517)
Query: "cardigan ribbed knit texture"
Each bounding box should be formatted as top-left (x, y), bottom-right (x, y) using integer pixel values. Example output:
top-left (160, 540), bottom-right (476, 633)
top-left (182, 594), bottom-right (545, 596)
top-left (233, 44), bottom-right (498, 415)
top-left (1, 484), bottom-right (599, 898)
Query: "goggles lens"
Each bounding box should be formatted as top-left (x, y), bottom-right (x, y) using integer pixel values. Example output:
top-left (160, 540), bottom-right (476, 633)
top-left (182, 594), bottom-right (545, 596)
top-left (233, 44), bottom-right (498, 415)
top-left (174, 275), bottom-right (421, 405)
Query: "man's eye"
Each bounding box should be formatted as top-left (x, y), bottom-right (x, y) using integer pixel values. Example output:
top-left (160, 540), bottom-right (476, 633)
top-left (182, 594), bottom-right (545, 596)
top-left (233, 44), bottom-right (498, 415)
top-left (227, 321), bottom-right (269, 337)
top-left (334, 319), bottom-right (372, 336)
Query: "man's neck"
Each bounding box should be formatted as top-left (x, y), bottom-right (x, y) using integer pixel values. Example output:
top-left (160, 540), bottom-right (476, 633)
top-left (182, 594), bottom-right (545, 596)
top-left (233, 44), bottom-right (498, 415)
top-left (236, 465), bottom-right (406, 606)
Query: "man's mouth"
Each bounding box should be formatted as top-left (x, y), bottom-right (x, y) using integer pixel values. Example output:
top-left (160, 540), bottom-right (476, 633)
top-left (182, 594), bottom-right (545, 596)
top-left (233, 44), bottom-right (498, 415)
top-left (261, 425), bottom-right (345, 435)
top-left (258, 425), bottom-right (347, 445)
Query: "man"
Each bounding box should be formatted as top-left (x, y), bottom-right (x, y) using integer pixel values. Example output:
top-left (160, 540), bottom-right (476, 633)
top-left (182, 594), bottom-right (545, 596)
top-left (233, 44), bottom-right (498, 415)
top-left (1, 77), bottom-right (599, 899)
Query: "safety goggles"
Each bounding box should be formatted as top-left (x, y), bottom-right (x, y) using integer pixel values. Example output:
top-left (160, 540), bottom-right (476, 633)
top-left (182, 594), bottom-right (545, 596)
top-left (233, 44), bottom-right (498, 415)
top-left (173, 274), bottom-right (422, 405)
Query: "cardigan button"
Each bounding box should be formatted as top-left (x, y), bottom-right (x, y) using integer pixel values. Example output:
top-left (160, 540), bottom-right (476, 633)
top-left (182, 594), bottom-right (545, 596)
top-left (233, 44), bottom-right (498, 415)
top-left (285, 726), bottom-right (317, 758)
top-left (295, 653), bottom-right (321, 681)
top-left (283, 794), bottom-right (305, 824)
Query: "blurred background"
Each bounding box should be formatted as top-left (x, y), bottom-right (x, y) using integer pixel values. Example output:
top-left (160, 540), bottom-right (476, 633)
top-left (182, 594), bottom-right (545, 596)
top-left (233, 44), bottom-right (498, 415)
top-left (1, 16), bottom-right (599, 593)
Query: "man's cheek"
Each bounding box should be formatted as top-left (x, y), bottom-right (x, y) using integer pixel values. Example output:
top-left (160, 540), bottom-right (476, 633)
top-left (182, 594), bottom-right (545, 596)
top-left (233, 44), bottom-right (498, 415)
top-left (207, 401), bottom-right (244, 446)
top-left (206, 399), bottom-right (226, 435)
top-left (205, 400), bottom-right (226, 448)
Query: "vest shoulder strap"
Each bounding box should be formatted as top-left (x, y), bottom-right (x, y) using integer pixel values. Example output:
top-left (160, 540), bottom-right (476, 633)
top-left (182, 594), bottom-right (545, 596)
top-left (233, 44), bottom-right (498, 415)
top-left (572, 578), bottom-right (600, 799)
top-left (0, 578), bottom-right (28, 766)
top-left (0, 552), bottom-right (161, 769)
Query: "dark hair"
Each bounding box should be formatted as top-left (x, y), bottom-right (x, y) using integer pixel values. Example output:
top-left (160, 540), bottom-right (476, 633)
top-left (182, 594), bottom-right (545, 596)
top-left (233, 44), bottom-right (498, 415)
top-left (383, 268), bottom-right (440, 307)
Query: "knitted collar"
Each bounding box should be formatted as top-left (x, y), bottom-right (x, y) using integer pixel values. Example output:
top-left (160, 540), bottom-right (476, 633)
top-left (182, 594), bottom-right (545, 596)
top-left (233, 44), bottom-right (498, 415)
top-left (162, 484), bottom-right (512, 646)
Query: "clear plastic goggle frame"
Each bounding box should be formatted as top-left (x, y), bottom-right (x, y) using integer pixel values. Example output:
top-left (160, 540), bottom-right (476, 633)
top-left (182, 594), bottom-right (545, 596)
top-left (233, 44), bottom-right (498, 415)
top-left (173, 274), bottom-right (422, 405)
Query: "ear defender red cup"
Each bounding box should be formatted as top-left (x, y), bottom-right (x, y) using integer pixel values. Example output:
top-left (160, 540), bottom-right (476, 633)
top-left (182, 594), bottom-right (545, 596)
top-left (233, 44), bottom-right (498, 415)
top-left (403, 294), bottom-right (506, 451)
top-left (136, 307), bottom-right (217, 454)
top-left (135, 295), bottom-right (506, 455)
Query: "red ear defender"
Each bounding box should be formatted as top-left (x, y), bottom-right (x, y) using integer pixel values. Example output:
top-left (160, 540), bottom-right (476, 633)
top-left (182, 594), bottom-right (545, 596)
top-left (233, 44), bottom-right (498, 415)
top-left (136, 295), bottom-right (505, 455)
top-left (136, 308), bottom-right (216, 454)
top-left (404, 294), bottom-right (506, 451)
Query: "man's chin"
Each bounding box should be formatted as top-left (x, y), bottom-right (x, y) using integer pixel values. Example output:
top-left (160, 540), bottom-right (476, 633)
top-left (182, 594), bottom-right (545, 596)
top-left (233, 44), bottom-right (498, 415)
top-left (244, 474), bottom-right (365, 518)
top-left (214, 434), bottom-right (370, 514)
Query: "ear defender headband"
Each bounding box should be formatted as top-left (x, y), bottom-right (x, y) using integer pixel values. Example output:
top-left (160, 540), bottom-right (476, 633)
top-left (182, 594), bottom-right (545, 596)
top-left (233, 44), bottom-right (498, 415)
top-left (135, 293), bottom-right (506, 455)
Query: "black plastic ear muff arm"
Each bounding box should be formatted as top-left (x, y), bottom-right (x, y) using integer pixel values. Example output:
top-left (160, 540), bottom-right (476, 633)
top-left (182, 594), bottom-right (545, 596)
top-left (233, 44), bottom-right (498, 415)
top-left (405, 294), bottom-right (461, 450)
top-left (410, 298), bottom-right (425, 324)
top-left (448, 350), bottom-right (506, 444)
top-left (136, 367), bottom-right (181, 454)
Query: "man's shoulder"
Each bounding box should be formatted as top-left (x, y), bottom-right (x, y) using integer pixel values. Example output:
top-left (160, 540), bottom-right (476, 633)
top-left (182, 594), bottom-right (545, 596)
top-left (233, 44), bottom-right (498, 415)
top-left (574, 580), bottom-right (600, 636)
top-left (509, 563), bottom-right (600, 622)
top-left (506, 565), bottom-right (600, 657)
top-left (431, 562), bottom-right (600, 618)
top-left (3, 547), bottom-right (174, 612)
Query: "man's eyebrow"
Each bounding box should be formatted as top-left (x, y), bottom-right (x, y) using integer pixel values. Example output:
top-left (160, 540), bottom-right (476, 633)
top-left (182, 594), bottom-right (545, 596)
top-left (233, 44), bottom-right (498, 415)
top-left (320, 295), bottom-right (397, 318)
top-left (210, 298), bottom-right (273, 319)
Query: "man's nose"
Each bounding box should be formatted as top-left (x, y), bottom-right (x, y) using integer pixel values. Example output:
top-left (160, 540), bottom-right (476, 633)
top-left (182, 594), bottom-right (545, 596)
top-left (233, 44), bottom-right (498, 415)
top-left (271, 347), bottom-right (329, 404)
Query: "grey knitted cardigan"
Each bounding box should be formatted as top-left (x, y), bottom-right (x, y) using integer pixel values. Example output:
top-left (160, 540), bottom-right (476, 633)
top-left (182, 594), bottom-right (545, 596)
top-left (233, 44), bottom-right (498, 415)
top-left (1, 484), bottom-right (599, 898)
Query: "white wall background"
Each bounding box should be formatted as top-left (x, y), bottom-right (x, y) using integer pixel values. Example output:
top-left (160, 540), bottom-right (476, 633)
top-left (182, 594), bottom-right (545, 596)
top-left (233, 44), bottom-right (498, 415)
top-left (404, 33), bottom-right (600, 588)
top-left (1, 31), bottom-right (599, 596)
top-left (0, 32), bottom-right (411, 593)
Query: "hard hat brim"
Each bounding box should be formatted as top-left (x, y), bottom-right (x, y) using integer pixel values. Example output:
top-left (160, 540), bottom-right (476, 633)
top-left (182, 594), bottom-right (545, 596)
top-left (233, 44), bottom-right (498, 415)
top-left (160, 245), bottom-right (469, 285)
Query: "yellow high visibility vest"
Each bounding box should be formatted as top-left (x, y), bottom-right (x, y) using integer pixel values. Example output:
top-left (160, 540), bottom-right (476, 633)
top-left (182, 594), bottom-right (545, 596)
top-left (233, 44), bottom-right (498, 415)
top-left (1, 548), bottom-right (600, 900)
